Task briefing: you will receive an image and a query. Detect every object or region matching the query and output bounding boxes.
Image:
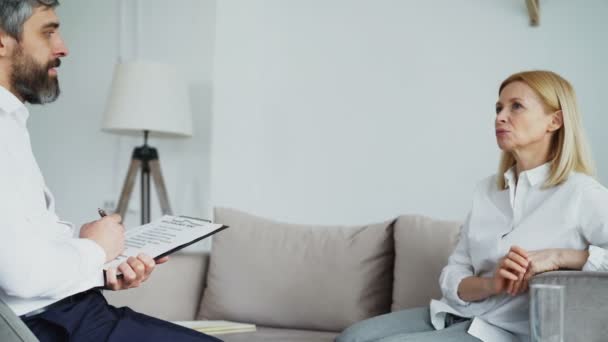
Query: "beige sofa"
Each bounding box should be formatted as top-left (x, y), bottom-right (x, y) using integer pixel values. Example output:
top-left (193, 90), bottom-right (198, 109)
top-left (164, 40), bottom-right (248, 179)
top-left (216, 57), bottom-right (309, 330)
top-left (2, 208), bottom-right (606, 341)
top-left (105, 208), bottom-right (461, 341)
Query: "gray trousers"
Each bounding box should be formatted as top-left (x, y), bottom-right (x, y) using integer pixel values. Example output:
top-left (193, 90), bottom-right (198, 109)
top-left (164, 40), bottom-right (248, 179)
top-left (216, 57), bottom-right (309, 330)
top-left (335, 307), bottom-right (482, 342)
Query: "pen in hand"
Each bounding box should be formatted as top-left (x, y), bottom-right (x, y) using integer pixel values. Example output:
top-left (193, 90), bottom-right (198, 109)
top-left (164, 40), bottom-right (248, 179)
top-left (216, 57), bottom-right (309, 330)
top-left (98, 208), bottom-right (107, 218)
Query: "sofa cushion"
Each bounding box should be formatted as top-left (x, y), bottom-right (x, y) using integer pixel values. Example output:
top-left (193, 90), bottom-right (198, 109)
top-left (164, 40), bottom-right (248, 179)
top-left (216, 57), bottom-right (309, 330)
top-left (391, 215), bottom-right (461, 311)
top-left (198, 207), bottom-right (395, 332)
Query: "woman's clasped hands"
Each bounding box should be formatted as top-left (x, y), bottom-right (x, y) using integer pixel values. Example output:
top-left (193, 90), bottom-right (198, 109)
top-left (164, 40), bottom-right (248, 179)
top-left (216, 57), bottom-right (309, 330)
top-left (492, 246), bottom-right (561, 296)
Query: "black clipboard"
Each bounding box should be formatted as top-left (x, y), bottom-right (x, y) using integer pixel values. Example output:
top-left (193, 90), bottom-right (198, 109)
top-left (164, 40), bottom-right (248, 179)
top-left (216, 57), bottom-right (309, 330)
top-left (100, 216), bottom-right (228, 286)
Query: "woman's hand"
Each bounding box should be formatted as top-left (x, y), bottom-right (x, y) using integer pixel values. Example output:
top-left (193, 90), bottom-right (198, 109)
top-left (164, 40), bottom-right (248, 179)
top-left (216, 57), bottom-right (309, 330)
top-left (505, 247), bottom-right (562, 296)
top-left (492, 246), bottom-right (530, 295)
top-left (105, 254), bottom-right (170, 291)
top-left (457, 246), bottom-right (531, 302)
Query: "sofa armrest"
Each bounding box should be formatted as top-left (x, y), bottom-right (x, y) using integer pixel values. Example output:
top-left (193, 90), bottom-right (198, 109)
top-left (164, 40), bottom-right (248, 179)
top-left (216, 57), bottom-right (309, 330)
top-left (530, 271), bottom-right (608, 342)
top-left (104, 251), bottom-right (210, 321)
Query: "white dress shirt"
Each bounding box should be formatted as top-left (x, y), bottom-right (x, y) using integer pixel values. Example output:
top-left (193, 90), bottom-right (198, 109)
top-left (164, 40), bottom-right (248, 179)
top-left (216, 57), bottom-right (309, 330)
top-left (430, 162), bottom-right (608, 342)
top-left (0, 86), bottom-right (105, 316)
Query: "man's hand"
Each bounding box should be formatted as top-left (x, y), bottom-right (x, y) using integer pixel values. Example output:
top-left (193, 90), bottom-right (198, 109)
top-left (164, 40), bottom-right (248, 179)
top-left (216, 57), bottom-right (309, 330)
top-left (105, 254), bottom-right (170, 290)
top-left (79, 214), bottom-right (125, 262)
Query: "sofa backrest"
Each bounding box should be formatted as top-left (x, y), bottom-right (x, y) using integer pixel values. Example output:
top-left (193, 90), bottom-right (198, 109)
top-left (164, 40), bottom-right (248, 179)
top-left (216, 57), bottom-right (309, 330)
top-left (198, 209), bottom-right (462, 330)
top-left (391, 215), bottom-right (461, 311)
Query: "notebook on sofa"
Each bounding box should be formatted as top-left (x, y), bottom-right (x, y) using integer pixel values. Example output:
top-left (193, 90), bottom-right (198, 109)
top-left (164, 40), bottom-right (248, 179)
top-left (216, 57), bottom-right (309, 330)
top-left (172, 320), bottom-right (257, 335)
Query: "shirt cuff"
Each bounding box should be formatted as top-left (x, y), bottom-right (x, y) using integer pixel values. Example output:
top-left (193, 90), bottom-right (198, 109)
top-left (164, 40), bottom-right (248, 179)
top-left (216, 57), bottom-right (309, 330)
top-left (72, 238), bottom-right (106, 286)
top-left (442, 271), bottom-right (472, 307)
top-left (582, 245), bottom-right (607, 271)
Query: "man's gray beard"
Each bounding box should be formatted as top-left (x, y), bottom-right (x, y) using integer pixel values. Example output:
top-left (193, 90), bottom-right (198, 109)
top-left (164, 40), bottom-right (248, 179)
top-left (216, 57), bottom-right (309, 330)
top-left (11, 48), bottom-right (60, 104)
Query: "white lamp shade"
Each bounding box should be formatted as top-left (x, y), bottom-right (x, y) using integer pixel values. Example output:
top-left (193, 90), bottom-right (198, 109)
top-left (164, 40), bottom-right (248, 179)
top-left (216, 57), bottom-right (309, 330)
top-left (102, 61), bottom-right (193, 137)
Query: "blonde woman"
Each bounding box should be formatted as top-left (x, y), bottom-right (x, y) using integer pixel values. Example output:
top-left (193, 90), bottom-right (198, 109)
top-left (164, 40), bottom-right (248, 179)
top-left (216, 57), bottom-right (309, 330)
top-left (336, 70), bottom-right (608, 342)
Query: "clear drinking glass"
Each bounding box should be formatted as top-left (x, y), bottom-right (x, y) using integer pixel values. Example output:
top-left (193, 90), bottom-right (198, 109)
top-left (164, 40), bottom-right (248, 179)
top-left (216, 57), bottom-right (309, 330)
top-left (530, 284), bottom-right (565, 342)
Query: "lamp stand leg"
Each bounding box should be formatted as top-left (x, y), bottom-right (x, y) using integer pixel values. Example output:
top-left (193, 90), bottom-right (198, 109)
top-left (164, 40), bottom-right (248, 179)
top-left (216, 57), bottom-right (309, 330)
top-left (116, 157), bottom-right (141, 221)
top-left (114, 138), bottom-right (173, 225)
top-left (141, 159), bottom-right (151, 225)
top-left (149, 160), bottom-right (173, 216)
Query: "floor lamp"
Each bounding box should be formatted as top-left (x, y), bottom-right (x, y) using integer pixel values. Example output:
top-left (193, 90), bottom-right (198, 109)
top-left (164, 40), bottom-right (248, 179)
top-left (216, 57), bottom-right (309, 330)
top-left (102, 61), bottom-right (192, 224)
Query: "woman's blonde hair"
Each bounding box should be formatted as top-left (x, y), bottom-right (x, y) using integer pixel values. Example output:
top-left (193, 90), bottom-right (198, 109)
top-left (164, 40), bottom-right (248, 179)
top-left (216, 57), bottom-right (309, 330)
top-left (497, 70), bottom-right (595, 189)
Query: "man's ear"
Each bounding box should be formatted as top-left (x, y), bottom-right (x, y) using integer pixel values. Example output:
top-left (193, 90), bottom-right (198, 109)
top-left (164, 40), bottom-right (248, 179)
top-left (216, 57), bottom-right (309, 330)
top-left (0, 30), bottom-right (16, 58)
top-left (548, 110), bottom-right (563, 132)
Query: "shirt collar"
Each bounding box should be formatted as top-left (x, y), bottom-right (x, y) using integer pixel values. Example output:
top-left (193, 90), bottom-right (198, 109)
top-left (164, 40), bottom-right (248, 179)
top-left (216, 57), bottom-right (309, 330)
top-left (504, 167), bottom-right (516, 189)
top-left (504, 162), bottom-right (551, 188)
top-left (0, 85), bottom-right (29, 123)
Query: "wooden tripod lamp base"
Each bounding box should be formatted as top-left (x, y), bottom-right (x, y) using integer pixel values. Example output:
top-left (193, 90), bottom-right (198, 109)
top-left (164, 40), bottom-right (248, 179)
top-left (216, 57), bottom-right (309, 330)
top-left (115, 131), bottom-right (173, 225)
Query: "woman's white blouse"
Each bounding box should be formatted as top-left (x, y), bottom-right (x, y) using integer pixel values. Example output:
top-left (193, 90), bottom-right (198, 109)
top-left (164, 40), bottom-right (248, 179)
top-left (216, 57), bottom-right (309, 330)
top-left (430, 163), bottom-right (608, 342)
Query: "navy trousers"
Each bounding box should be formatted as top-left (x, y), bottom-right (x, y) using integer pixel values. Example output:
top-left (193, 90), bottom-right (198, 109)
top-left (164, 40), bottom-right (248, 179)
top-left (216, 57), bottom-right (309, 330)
top-left (22, 290), bottom-right (222, 342)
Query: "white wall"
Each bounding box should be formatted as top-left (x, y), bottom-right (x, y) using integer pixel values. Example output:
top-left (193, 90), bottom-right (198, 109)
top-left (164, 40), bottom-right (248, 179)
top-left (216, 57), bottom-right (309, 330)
top-left (28, 0), bottom-right (217, 229)
top-left (210, 0), bottom-right (608, 225)
top-left (25, 1), bottom-right (608, 230)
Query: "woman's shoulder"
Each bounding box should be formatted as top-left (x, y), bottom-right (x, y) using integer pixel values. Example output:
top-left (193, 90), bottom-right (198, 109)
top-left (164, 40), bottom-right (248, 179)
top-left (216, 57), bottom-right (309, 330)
top-left (465, 174), bottom-right (502, 205)
top-left (562, 173), bottom-right (608, 218)
top-left (565, 172), bottom-right (608, 202)
top-left (567, 172), bottom-right (605, 190)
top-left (473, 174), bottom-right (500, 193)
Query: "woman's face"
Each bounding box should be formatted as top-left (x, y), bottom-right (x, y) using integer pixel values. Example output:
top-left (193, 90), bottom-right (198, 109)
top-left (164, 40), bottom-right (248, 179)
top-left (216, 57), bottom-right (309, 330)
top-left (495, 81), bottom-right (559, 153)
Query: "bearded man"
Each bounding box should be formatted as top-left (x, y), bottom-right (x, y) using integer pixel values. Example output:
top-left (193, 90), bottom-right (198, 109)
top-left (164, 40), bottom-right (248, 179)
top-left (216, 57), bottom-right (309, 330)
top-left (0, 1), bottom-right (221, 341)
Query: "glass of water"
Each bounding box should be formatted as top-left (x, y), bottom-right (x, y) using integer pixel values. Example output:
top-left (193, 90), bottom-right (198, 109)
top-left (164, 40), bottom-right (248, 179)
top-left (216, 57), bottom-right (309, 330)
top-left (530, 284), bottom-right (565, 342)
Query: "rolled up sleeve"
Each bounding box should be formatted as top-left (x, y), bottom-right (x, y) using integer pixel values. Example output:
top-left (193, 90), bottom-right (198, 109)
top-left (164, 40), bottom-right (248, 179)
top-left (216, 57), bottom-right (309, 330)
top-left (579, 182), bottom-right (608, 272)
top-left (0, 158), bottom-right (106, 298)
top-left (439, 212), bottom-right (474, 306)
top-left (0, 222), bottom-right (106, 299)
top-left (583, 245), bottom-right (608, 271)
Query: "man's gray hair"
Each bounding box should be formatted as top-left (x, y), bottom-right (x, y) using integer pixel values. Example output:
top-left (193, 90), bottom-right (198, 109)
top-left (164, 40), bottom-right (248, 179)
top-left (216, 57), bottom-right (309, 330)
top-left (0, 0), bottom-right (59, 39)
